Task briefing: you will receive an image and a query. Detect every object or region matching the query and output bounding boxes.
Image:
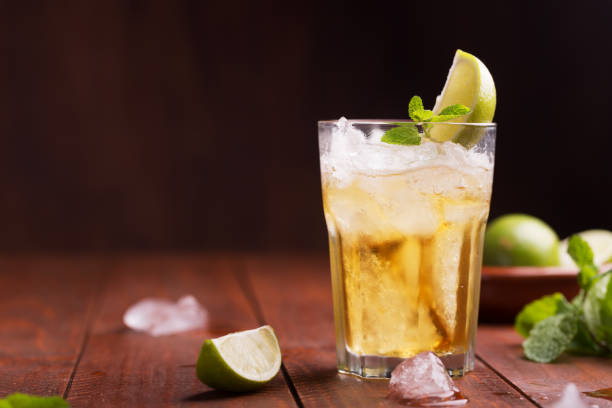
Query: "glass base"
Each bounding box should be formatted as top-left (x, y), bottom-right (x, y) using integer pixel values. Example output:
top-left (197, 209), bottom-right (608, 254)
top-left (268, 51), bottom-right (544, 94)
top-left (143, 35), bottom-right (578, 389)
top-left (336, 347), bottom-right (474, 379)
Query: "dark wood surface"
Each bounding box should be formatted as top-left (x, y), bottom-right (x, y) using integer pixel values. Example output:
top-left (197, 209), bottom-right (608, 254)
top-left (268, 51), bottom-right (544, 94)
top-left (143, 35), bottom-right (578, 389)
top-left (1, 253), bottom-right (611, 407)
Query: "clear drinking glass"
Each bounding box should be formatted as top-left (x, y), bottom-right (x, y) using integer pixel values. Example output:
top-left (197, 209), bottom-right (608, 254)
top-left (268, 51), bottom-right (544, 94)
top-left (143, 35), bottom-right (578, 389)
top-left (319, 119), bottom-right (496, 378)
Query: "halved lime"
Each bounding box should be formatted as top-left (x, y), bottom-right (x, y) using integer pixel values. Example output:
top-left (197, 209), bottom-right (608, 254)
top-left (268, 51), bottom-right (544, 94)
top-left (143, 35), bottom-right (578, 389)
top-left (430, 49), bottom-right (496, 147)
top-left (196, 325), bottom-right (282, 392)
top-left (559, 229), bottom-right (612, 267)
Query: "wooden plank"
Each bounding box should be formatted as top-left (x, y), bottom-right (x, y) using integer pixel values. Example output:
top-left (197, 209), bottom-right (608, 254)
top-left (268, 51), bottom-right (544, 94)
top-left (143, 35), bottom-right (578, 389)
top-left (477, 326), bottom-right (612, 407)
top-left (243, 254), bottom-right (534, 407)
top-left (66, 254), bottom-right (296, 407)
top-left (0, 255), bottom-right (104, 397)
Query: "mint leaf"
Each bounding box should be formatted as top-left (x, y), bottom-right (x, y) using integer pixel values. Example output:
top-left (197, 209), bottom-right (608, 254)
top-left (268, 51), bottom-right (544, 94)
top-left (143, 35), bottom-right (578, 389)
top-left (568, 235), bottom-right (599, 289)
top-left (438, 104), bottom-right (471, 116)
top-left (0, 394), bottom-right (70, 408)
top-left (571, 290), bottom-right (585, 308)
top-left (583, 271), bottom-right (612, 346)
top-left (430, 114), bottom-right (465, 122)
top-left (515, 293), bottom-right (573, 338)
top-left (430, 104), bottom-right (471, 122)
top-left (408, 96), bottom-right (424, 120)
top-left (567, 317), bottom-right (608, 355)
top-left (381, 125), bottom-right (421, 145)
top-left (523, 312), bottom-right (578, 363)
top-left (411, 109), bottom-right (434, 122)
top-left (408, 96), bottom-right (433, 122)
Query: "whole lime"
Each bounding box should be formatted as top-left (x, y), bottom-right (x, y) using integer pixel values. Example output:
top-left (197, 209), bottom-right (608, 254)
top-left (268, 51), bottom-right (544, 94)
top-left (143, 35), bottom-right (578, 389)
top-left (483, 214), bottom-right (560, 266)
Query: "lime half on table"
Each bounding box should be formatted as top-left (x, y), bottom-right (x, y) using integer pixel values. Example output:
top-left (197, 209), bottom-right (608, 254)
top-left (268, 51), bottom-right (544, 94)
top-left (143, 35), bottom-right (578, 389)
top-left (430, 49), bottom-right (497, 147)
top-left (196, 325), bottom-right (282, 392)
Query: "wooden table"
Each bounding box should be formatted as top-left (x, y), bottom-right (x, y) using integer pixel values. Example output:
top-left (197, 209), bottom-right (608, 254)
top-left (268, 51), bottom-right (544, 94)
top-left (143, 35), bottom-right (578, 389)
top-left (0, 254), bottom-right (610, 407)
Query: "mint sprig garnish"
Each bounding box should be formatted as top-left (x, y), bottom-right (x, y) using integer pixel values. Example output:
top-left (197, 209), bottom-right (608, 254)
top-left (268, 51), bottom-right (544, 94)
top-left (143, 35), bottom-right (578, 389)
top-left (515, 235), bottom-right (612, 362)
top-left (381, 95), bottom-right (470, 146)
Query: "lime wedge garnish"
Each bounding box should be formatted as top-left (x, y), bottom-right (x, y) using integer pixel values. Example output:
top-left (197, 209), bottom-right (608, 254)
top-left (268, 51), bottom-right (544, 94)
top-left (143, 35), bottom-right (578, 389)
top-left (430, 49), bottom-right (496, 147)
top-left (196, 325), bottom-right (282, 392)
top-left (559, 229), bottom-right (612, 268)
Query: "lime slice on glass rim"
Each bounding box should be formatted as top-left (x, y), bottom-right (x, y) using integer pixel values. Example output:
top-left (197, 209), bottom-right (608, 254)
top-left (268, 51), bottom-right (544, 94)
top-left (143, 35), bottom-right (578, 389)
top-left (430, 49), bottom-right (497, 147)
top-left (196, 325), bottom-right (282, 392)
top-left (559, 229), bottom-right (612, 268)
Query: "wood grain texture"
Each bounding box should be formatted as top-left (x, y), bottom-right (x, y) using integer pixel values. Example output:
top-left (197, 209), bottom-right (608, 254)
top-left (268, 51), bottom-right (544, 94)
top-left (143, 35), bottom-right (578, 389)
top-left (281, 347), bottom-right (533, 408)
top-left (0, 256), bottom-right (104, 398)
top-left (4, 254), bottom-right (611, 407)
top-left (241, 254), bottom-right (334, 349)
top-left (243, 254), bottom-right (535, 407)
top-left (66, 255), bottom-right (296, 407)
top-left (477, 325), bottom-right (612, 407)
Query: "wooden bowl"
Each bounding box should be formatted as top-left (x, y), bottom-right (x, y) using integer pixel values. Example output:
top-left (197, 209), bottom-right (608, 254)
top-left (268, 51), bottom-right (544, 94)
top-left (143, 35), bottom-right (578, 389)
top-left (479, 266), bottom-right (579, 323)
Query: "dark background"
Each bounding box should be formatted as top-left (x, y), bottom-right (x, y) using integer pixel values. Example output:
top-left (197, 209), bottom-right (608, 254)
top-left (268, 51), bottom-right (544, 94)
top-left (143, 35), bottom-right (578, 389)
top-left (0, 1), bottom-right (610, 252)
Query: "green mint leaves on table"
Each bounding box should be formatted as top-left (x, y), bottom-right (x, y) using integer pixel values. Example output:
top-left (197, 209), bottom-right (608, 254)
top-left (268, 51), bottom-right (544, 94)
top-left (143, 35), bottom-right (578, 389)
top-left (515, 235), bottom-right (612, 363)
top-left (381, 95), bottom-right (470, 146)
top-left (515, 293), bottom-right (573, 338)
top-left (523, 312), bottom-right (578, 363)
top-left (0, 393), bottom-right (69, 408)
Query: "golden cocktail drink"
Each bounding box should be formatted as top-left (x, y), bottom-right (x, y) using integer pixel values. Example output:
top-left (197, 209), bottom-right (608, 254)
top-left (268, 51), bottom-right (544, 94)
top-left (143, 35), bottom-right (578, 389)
top-left (319, 119), bottom-right (495, 378)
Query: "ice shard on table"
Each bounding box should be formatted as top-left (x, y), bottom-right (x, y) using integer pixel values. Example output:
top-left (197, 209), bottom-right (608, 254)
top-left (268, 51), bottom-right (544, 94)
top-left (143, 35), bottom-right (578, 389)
top-left (548, 383), bottom-right (592, 408)
top-left (388, 351), bottom-right (466, 405)
top-left (123, 295), bottom-right (207, 336)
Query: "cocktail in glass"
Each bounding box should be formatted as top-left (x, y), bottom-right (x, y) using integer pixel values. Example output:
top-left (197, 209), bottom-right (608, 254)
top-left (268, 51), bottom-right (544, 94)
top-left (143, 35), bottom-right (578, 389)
top-left (319, 119), bottom-right (496, 378)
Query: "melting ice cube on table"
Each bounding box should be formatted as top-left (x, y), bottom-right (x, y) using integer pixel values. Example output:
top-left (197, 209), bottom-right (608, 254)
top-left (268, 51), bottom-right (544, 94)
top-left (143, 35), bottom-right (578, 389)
top-left (388, 351), bottom-right (467, 405)
top-left (123, 295), bottom-right (207, 336)
top-left (548, 383), bottom-right (595, 408)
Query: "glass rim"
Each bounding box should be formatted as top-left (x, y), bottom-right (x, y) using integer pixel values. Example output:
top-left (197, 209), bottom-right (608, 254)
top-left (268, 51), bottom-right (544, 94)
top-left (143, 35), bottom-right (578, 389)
top-left (318, 119), bottom-right (496, 127)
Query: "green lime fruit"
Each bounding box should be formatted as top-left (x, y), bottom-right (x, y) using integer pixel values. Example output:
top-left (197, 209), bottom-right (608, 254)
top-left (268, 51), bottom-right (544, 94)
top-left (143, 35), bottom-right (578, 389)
top-left (559, 229), bottom-right (612, 268)
top-left (484, 214), bottom-right (560, 266)
top-left (196, 325), bottom-right (282, 392)
top-left (430, 49), bottom-right (496, 147)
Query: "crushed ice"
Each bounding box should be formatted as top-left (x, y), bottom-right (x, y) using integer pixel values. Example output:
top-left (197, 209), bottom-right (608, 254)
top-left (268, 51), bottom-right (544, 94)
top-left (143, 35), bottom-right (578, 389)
top-left (548, 383), bottom-right (597, 408)
top-left (321, 117), bottom-right (493, 185)
top-left (123, 295), bottom-right (207, 336)
top-left (388, 352), bottom-right (466, 405)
